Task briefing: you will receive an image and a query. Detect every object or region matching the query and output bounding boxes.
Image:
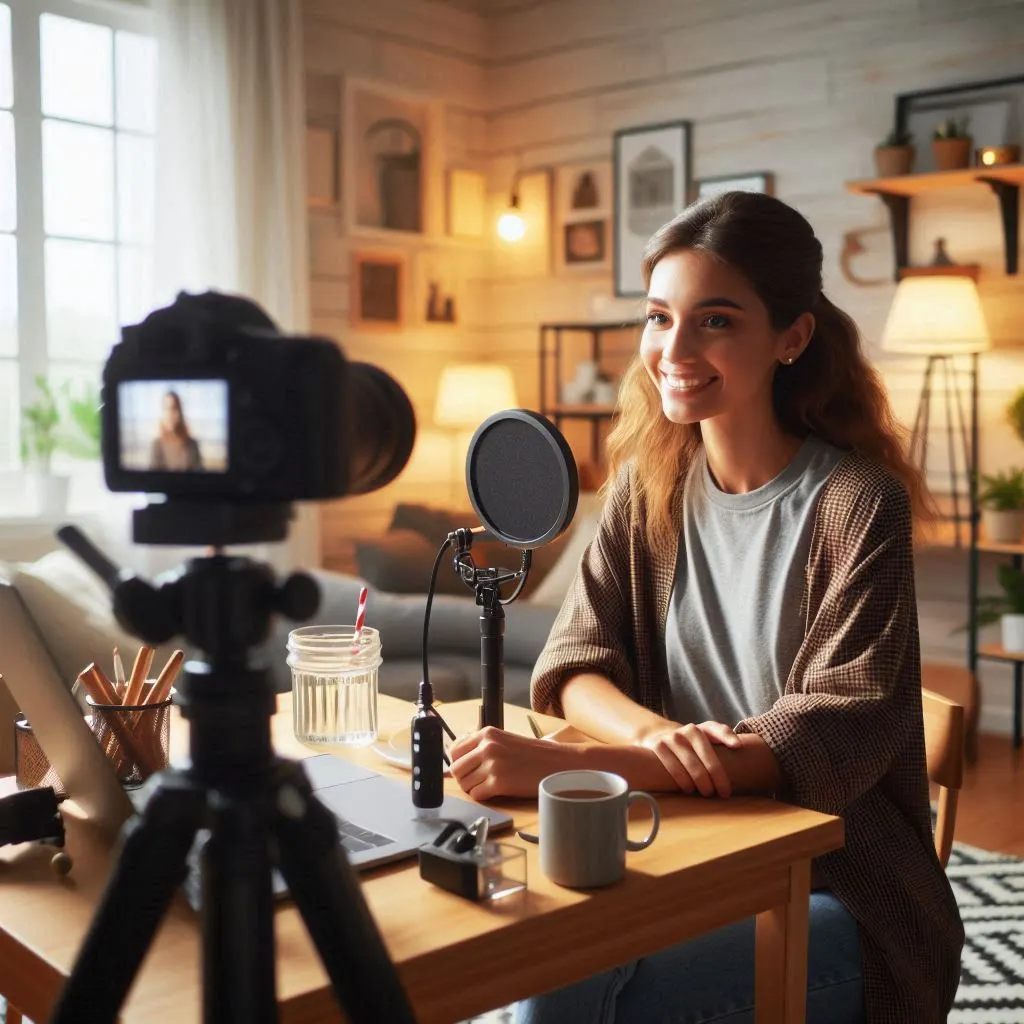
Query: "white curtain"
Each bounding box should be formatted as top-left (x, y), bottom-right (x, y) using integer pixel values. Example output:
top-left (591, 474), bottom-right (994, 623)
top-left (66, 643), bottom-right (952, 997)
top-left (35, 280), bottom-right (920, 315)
top-left (152, 0), bottom-right (318, 568)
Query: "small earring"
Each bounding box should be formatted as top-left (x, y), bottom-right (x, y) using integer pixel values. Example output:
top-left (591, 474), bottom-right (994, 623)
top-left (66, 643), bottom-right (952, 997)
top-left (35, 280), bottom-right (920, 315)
top-left (782, 357), bottom-right (794, 365)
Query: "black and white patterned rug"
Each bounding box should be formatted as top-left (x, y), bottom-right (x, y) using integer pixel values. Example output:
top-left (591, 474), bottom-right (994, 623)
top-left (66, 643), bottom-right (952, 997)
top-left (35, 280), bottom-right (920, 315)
top-left (946, 840), bottom-right (1024, 1023)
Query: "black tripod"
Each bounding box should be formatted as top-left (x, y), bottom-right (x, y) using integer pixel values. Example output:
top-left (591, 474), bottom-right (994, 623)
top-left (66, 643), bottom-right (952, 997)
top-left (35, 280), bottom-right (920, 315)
top-left (52, 533), bottom-right (417, 1024)
top-left (451, 529), bottom-right (531, 732)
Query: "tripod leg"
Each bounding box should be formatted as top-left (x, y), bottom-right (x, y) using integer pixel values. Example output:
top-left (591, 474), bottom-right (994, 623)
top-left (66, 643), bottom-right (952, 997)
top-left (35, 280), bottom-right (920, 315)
top-left (51, 773), bottom-right (205, 1024)
top-left (271, 759), bottom-right (418, 1024)
top-left (200, 789), bottom-right (278, 1024)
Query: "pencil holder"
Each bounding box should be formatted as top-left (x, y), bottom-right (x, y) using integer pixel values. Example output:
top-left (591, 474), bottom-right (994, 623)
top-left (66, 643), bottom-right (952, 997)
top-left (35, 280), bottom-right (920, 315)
top-left (14, 714), bottom-right (67, 797)
top-left (86, 682), bottom-right (172, 787)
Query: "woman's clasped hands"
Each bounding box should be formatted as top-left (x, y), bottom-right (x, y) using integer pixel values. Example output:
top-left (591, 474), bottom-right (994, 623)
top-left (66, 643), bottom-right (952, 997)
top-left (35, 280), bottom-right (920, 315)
top-left (638, 720), bottom-right (741, 798)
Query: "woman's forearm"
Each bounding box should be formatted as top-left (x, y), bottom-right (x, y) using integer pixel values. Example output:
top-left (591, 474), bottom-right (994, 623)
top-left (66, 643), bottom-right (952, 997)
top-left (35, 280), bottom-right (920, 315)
top-left (560, 672), bottom-right (674, 745)
top-left (564, 734), bottom-right (780, 796)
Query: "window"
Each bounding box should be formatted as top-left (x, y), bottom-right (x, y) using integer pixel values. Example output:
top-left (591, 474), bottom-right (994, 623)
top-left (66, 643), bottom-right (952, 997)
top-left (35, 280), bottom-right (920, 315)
top-left (2, 0), bottom-right (155, 496)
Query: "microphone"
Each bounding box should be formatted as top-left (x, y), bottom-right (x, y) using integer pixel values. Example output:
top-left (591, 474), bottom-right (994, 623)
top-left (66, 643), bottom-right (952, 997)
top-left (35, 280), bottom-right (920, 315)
top-left (458, 410), bottom-right (579, 730)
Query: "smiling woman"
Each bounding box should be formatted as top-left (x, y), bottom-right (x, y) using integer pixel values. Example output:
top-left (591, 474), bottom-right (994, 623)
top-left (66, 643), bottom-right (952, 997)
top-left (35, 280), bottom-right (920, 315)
top-left (448, 192), bottom-right (964, 1024)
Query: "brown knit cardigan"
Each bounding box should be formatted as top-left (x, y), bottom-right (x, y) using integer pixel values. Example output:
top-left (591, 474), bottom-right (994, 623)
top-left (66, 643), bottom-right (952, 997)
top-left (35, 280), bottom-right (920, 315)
top-left (531, 452), bottom-right (963, 1022)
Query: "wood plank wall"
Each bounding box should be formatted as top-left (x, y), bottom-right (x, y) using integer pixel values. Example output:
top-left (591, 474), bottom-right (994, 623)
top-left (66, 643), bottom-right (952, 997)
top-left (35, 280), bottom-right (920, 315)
top-left (306, 0), bottom-right (1024, 733)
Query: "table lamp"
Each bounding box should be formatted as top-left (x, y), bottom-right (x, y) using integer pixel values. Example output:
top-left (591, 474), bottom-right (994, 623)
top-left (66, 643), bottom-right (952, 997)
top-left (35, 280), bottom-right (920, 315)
top-left (434, 363), bottom-right (519, 501)
top-left (880, 274), bottom-right (991, 545)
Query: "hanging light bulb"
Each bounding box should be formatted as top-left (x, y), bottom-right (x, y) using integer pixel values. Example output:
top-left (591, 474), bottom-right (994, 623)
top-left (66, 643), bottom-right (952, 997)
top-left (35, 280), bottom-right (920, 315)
top-left (497, 193), bottom-right (526, 242)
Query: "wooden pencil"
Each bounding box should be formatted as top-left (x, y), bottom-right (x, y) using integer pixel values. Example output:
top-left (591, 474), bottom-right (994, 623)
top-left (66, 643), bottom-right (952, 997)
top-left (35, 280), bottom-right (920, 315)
top-left (145, 650), bottom-right (184, 706)
top-left (77, 663), bottom-right (120, 706)
top-left (124, 645), bottom-right (154, 707)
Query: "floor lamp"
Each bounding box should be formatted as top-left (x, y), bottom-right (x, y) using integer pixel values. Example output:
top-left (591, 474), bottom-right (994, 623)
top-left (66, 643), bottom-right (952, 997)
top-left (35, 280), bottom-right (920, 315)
top-left (880, 274), bottom-right (991, 548)
top-left (434, 363), bottom-right (519, 504)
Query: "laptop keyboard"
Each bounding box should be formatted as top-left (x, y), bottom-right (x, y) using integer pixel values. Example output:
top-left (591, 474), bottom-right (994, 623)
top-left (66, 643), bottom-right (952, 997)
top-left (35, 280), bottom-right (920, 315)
top-left (337, 818), bottom-right (395, 854)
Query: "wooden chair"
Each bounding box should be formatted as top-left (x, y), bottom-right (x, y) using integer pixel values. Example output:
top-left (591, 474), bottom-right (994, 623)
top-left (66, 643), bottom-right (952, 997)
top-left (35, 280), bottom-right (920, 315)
top-left (921, 662), bottom-right (979, 764)
top-left (922, 687), bottom-right (965, 868)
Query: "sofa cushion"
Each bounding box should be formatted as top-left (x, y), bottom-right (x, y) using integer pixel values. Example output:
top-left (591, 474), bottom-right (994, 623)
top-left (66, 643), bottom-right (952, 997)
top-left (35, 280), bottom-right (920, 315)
top-left (10, 550), bottom-right (180, 691)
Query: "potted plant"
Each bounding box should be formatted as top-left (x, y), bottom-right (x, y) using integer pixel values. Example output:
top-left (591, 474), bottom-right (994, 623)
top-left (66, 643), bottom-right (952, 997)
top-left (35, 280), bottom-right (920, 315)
top-left (58, 381), bottom-right (102, 460)
top-left (978, 468), bottom-right (1024, 543)
top-left (1007, 387), bottom-right (1024, 446)
top-left (974, 564), bottom-right (1024, 653)
top-left (20, 375), bottom-right (71, 517)
top-left (932, 116), bottom-right (972, 171)
top-left (875, 128), bottom-right (915, 177)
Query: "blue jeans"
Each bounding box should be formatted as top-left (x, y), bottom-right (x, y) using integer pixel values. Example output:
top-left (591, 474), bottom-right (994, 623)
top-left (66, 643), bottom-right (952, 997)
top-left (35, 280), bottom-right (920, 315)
top-left (514, 891), bottom-right (865, 1024)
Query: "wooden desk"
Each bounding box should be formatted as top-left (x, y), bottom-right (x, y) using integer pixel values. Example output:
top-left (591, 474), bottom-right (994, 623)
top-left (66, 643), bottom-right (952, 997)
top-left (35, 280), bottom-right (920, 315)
top-left (0, 696), bottom-right (843, 1024)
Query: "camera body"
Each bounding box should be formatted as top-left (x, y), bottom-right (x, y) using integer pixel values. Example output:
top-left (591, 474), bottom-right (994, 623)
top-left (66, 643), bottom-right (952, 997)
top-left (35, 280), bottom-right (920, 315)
top-left (102, 292), bottom-right (348, 502)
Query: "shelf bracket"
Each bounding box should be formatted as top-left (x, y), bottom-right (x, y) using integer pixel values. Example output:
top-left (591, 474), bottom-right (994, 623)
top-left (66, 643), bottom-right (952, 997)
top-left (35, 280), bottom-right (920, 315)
top-left (978, 177), bottom-right (1020, 275)
top-left (869, 191), bottom-right (910, 281)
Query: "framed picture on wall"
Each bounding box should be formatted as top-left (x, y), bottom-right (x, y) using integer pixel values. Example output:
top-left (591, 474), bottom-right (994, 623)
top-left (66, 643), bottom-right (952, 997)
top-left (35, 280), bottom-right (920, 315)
top-left (350, 252), bottom-right (405, 330)
top-left (446, 168), bottom-right (486, 238)
top-left (613, 121), bottom-right (692, 297)
top-left (344, 80), bottom-right (432, 235)
top-left (695, 172), bottom-right (774, 201)
top-left (553, 161), bottom-right (612, 274)
top-left (895, 76), bottom-right (1024, 173)
top-left (306, 124), bottom-right (339, 209)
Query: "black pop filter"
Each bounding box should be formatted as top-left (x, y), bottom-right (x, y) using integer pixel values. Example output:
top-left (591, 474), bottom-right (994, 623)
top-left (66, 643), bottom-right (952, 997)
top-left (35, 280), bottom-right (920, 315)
top-left (465, 410), bottom-right (579, 549)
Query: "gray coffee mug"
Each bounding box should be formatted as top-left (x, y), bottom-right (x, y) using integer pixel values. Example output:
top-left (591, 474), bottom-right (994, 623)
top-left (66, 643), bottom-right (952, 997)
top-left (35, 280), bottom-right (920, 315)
top-left (537, 770), bottom-right (660, 888)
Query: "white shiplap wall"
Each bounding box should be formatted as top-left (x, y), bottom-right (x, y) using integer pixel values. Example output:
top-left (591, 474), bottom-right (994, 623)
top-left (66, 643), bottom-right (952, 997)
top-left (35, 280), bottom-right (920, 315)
top-left (307, 0), bottom-right (1024, 732)
top-left (480, 0), bottom-right (1024, 735)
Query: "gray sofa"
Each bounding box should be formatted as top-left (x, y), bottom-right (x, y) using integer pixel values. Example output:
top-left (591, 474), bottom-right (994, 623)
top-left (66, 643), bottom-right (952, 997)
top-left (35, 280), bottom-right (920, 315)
top-left (0, 552), bottom-right (561, 774)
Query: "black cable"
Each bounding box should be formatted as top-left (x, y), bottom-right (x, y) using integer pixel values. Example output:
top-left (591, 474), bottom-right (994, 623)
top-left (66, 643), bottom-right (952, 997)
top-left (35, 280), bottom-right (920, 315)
top-left (421, 536), bottom-right (456, 754)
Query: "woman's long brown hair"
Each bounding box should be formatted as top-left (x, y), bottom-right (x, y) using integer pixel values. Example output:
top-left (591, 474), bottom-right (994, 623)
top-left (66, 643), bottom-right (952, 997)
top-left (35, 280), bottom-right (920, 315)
top-left (605, 191), bottom-right (932, 545)
top-left (161, 391), bottom-right (192, 442)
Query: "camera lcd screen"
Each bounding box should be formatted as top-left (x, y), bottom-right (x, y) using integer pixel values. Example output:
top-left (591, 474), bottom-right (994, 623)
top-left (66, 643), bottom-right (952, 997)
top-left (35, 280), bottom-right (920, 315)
top-left (118, 380), bottom-right (228, 473)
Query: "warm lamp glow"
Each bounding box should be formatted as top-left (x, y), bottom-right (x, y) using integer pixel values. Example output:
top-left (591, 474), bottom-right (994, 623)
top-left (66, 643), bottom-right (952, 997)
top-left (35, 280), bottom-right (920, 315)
top-left (434, 363), bottom-right (519, 428)
top-left (880, 276), bottom-right (991, 356)
top-left (497, 195), bottom-right (526, 242)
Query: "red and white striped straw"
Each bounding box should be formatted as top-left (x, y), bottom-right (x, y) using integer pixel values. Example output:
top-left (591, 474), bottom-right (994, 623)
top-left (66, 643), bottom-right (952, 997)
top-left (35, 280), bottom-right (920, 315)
top-left (353, 586), bottom-right (369, 645)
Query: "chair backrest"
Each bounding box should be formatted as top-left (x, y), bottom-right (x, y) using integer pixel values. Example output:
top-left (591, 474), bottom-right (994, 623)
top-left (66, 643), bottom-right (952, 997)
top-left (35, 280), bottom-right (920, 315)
top-left (922, 688), bottom-right (965, 790)
top-left (922, 687), bottom-right (965, 868)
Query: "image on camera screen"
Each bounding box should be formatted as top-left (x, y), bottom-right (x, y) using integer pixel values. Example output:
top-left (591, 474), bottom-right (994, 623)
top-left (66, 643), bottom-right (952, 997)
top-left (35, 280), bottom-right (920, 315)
top-left (119, 380), bottom-right (228, 473)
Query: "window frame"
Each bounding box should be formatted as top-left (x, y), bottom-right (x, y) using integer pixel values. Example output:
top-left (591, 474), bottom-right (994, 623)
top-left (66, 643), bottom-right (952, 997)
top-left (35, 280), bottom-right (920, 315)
top-left (7, 0), bottom-right (153, 467)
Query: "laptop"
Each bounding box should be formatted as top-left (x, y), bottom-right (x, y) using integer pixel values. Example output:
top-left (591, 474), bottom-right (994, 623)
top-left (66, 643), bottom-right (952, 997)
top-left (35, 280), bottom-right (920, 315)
top-left (300, 752), bottom-right (513, 870)
top-left (0, 585), bottom-right (135, 840)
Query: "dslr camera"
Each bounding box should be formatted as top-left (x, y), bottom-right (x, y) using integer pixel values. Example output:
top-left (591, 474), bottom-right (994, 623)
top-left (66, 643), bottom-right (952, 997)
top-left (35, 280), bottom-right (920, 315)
top-left (101, 291), bottom-right (416, 545)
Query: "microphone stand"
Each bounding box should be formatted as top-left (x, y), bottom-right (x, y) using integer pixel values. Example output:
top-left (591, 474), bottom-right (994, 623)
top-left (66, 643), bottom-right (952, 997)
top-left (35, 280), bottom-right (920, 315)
top-left (450, 528), bottom-right (532, 731)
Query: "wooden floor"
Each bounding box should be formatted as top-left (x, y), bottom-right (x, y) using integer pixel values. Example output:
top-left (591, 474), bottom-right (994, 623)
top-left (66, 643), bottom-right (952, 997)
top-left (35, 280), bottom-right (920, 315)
top-left (947, 732), bottom-right (1024, 857)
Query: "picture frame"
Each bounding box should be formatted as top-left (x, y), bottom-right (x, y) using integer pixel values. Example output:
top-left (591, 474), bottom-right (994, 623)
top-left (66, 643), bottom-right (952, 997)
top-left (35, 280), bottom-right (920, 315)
top-left (446, 168), bottom-right (486, 239)
top-left (553, 161), bottom-right (612, 274)
top-left (350, 252), bottom-right (405, 330)
top-left (613, 121), bottom-right (692, 297)
top-left (412, 250), bottom-right (462, 327)
top-left (895, 76), bottom-right (1024, 174)
top-left (306, 124), bottom-right (339, 209)
top-left (695, 172), bottom-right (774, 202)
top-left (343, 79), bottom-right (433, 236)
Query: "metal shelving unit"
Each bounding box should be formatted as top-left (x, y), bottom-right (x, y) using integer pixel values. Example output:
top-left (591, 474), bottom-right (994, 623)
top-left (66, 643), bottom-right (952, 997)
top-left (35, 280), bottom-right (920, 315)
top-left (538, 321), bottom-right (642, 466)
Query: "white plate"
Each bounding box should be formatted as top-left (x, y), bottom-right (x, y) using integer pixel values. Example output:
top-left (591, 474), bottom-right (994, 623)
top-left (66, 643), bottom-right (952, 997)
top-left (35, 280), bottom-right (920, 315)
top-left (371, 726), bottom-right (452, 773)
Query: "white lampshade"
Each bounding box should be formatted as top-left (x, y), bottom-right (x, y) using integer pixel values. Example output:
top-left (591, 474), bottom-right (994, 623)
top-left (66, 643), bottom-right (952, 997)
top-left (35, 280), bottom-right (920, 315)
top-left (434, 363), bottom-right (519, 428)
top-left (880, 276), bottom-right (991, 356)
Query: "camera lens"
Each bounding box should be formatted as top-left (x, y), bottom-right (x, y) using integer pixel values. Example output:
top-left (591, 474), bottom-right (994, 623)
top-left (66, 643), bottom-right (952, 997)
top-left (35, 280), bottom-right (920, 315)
top-left (347, 363), bottom-right (416, 495)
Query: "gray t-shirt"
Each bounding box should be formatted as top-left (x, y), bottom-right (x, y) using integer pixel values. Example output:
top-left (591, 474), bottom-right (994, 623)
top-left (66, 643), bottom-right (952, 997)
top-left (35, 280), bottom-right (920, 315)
top-left (664, 435), bottom-right (846, 727)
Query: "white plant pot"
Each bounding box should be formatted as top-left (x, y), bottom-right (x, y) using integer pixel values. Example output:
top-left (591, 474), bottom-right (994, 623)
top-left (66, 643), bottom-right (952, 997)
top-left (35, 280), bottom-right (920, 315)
top-left (1001, 614), bottom-right (1024, 654)
top-left (27, 470), bottom-right (70, 518)
top-left (981, 508), bottom-right (1023, 544)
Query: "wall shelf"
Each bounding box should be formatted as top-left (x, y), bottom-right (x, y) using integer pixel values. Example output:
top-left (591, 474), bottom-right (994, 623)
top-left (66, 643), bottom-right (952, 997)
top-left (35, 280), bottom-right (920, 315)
top-left (845, 163), bottom-right (1024, 277)
top-left (978, 644), bottom-right (1024, 664)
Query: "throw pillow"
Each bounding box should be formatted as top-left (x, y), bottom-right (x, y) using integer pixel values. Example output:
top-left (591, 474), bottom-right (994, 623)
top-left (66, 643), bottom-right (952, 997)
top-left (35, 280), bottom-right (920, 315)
top-left (12, 549), bottom-right (179, 692)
